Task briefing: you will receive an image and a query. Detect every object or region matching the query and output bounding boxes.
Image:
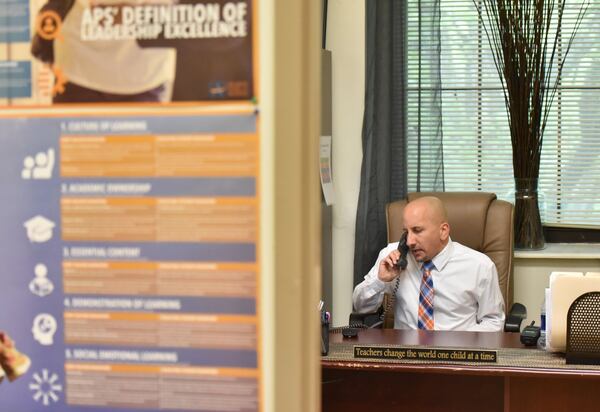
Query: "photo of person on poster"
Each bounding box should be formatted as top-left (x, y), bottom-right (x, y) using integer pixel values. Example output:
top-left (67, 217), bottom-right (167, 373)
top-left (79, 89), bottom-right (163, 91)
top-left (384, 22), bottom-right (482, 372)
top-left (30, 0), bottom-right (254, 103)
top-left (31, 0), bottom-right (177, 103)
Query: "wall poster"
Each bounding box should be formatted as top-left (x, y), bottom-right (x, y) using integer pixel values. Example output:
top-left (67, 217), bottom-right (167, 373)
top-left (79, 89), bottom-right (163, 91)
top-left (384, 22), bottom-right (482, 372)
top-left (1, 0), bottom-right (255, 105)
top-left (0, 112), bottom-right (261, 411)
top-left (1, 0), bottom-right (261, 410)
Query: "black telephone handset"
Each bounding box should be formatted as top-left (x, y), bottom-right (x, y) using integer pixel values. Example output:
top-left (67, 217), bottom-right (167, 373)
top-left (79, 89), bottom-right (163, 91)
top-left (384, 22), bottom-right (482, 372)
top-left (380, 231), bottom-right (409, 325)
top-left (396, 231), bottom-right (409, 270)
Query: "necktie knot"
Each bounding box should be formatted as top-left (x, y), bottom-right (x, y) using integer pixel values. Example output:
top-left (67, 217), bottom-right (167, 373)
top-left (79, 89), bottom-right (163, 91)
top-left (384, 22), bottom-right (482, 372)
top-left (422, 260), bottom-right (435, 273)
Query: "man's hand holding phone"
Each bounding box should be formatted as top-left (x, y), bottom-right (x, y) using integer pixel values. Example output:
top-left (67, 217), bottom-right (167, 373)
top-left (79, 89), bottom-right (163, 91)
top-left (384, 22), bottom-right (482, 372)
top-left (378, 231), bottom-right (409, 282)
top-left (378, 249), bottom-right (402, 282)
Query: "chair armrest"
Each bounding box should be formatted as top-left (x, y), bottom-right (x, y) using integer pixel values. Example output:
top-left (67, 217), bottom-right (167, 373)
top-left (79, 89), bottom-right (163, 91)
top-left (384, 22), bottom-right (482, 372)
top-left (504, 302), bottom-right (527, 333)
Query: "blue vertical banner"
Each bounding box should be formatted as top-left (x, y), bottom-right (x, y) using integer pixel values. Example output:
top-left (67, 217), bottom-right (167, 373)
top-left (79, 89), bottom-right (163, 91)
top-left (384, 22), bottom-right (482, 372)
top-left (0, 111), bottom-right (261, 412)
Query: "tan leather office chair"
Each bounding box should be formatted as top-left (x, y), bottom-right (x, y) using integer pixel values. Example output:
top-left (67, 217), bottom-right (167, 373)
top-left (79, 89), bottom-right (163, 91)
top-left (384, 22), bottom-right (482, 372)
top-left (382, 192), bottom-right (516, 328)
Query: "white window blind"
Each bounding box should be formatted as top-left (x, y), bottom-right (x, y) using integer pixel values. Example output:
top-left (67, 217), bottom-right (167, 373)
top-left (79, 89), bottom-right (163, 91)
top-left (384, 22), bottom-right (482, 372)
top-left (407, 0), bottom-right (600, 227)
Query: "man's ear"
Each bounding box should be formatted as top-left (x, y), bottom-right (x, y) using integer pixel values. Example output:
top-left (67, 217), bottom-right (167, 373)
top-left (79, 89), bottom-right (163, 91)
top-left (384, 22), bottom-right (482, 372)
top-left (440, 222), bottom-right (450, 241)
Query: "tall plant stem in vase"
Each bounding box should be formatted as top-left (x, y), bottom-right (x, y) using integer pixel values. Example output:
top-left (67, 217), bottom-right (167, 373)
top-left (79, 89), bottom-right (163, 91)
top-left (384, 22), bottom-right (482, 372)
top-left (475, 0), bottom-right (588, 249)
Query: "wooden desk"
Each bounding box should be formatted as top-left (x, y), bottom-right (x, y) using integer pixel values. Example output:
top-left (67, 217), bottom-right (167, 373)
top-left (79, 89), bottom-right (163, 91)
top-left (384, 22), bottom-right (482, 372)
top-left (322, 329), bottom-right (600, 412)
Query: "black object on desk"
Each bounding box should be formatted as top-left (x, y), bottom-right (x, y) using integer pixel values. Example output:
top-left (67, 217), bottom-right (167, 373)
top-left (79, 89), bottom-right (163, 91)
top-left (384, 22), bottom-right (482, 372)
top-left (321, 316), bottom-right (330, 355)
top-left (520, 321), bottom-right (540, 346)
top-left (342, 327), bottom-right (358, 339)
top-left (566, 291), bottom-right (600, 365)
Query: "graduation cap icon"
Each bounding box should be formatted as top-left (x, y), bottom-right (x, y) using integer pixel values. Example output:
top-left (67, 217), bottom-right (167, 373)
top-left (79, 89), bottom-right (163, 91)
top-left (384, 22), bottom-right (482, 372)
top-left (24, 215), bottom-right (55, 243)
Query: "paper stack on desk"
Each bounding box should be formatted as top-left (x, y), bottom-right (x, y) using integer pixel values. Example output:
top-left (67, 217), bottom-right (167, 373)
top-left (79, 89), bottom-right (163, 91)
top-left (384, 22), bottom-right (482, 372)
top-left (547, 271), bottom-right (600, 352)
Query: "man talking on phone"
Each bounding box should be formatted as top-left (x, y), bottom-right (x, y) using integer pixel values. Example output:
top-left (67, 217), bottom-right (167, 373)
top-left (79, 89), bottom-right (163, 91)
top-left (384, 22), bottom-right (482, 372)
top-left (352, 196), bottom-right (505, 331)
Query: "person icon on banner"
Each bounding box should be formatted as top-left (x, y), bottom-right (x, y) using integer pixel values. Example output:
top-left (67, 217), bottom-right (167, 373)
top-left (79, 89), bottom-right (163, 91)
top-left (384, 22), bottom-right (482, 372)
top-left (29, 264), bottom-right (54, 297)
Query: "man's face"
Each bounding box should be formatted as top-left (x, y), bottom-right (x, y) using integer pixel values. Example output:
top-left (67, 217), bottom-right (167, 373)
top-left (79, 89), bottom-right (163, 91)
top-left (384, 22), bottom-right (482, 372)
top-left (403, 204), bottom-right (448, 262)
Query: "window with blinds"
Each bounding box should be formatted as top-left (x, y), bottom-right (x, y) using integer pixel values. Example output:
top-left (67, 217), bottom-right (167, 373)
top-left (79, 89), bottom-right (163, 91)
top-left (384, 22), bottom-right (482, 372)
top-left (406, 0), bottom-right (600, 228)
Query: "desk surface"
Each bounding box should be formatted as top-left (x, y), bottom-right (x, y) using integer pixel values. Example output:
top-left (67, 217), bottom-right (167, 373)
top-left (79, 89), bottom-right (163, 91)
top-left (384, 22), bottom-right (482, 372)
top-left (323, 330), bottom-right (600, 412)
top-left (322, 329), bottom-right (600, 378)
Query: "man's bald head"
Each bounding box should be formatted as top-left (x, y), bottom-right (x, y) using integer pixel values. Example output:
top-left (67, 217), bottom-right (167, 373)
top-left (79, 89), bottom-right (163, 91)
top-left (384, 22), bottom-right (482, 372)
top-left (403, 196), bottom-right (450, 262)
top-left (405, 196), bottom-right (448, 225)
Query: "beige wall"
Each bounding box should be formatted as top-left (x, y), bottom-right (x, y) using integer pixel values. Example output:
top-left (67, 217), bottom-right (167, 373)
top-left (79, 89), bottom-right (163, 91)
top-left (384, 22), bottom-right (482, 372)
top-left (327, 0), bottom-right (365, 326)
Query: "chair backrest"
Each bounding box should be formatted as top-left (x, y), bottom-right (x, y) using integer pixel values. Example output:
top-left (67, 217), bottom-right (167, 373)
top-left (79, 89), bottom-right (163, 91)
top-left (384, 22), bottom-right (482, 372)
top-left (386, 192), bottom-right (514, 312)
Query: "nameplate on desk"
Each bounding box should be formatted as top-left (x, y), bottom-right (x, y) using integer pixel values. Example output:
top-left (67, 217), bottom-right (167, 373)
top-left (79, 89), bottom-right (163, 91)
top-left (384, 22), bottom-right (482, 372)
top-left (354, 346), bottom-right (498, 363)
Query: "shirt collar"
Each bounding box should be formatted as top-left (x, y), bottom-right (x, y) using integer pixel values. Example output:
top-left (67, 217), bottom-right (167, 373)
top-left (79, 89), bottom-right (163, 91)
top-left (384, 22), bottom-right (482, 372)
top-left (428, 237), bottom-right (454, 272)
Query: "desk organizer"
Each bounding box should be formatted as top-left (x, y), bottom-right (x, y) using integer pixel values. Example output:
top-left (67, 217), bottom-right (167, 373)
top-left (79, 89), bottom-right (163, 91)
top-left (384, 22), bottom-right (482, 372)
top-left (321, 319), bottom-right (329, 356)
top-left (566, 291), bottom-right (600, 365)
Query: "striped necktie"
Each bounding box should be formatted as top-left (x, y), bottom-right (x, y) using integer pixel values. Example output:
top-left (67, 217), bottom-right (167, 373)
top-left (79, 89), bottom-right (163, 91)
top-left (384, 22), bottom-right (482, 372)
top-left (418, 260), bottom-right (435, 330)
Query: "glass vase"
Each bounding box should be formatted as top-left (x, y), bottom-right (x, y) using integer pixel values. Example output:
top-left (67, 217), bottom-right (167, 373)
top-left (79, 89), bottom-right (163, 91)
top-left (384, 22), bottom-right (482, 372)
top-left (514, 178), bottom-right (545, 250)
